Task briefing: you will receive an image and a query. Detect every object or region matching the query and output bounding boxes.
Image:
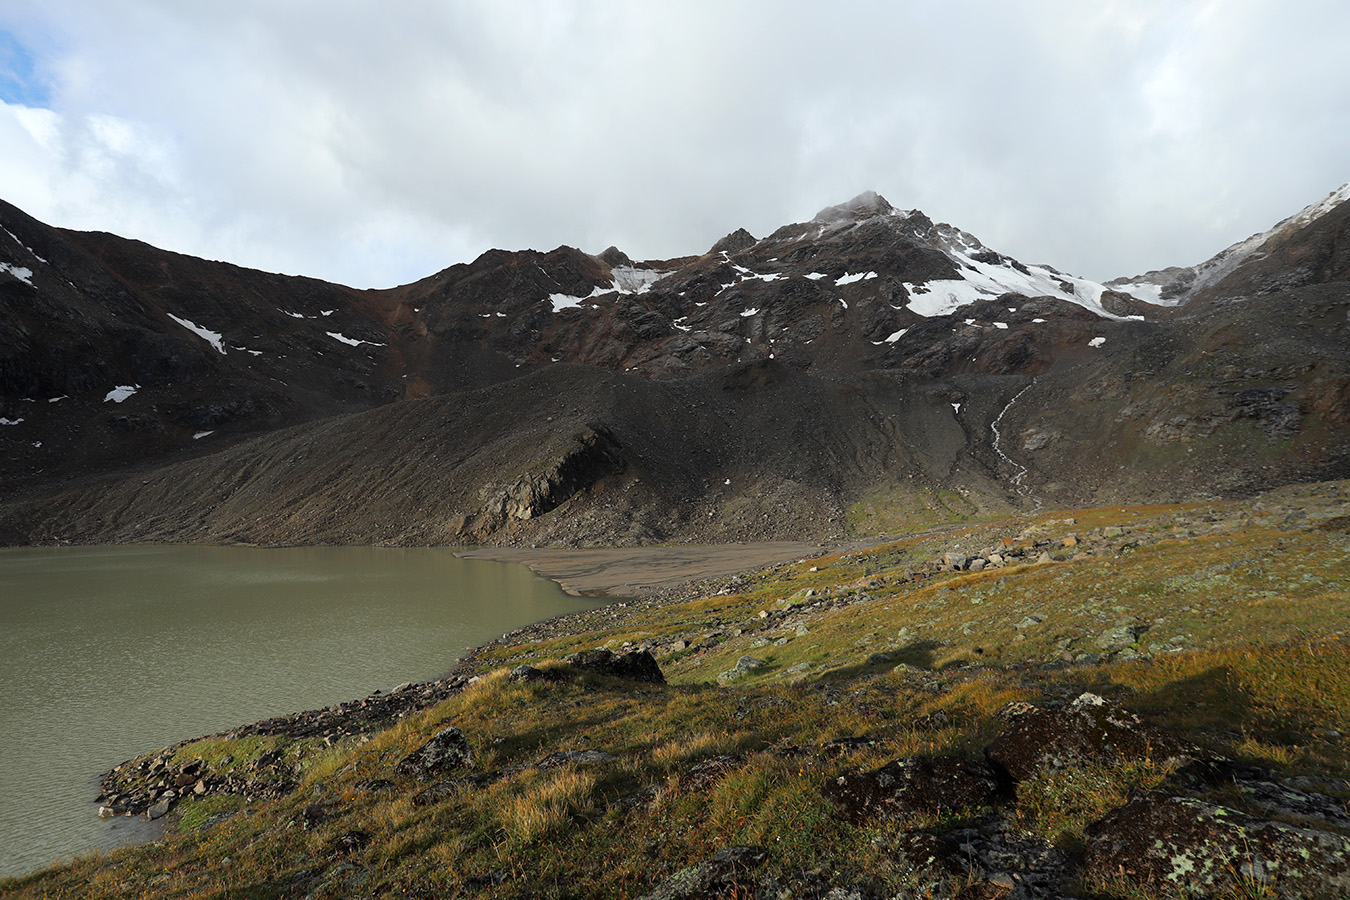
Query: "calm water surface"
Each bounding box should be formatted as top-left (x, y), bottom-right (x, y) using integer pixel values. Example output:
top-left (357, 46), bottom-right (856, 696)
top-left (0, 545), bottom-right (603, 879)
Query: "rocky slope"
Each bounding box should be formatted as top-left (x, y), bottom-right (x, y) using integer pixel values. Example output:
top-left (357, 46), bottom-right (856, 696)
top-left (2, 186), bottom-right (1349, 545)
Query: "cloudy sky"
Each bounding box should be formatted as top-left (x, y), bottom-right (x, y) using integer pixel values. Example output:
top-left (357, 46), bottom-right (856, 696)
top-left (1, 1), bottom-right (1347, 289)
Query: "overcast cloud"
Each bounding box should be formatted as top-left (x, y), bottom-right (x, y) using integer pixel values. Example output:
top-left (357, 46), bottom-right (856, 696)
top-left (0, 1), bottom-right (1347, 288)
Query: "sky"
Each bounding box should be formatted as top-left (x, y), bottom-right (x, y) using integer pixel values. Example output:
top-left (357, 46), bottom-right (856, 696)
top-left (0, 1), bottom-right (1347, 290)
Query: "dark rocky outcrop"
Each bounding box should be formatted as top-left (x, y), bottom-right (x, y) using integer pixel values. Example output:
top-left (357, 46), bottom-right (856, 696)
top-left (395, 727), bottom-right (474, 780)
top-left (822, 755), bottom-right (1001, 824)
top-left (984, 692), bottom-right (1195, 783)
top-left (564, 648), bottom-right (666, 683)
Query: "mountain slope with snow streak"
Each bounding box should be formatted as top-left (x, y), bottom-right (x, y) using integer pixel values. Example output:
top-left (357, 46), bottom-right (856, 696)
top-left (1108, 181), bottom-right (1350, 304)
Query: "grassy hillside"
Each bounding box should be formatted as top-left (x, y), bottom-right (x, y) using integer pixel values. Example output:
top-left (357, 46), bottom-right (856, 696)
top-left (4, 483), bottom-right (1349, 899)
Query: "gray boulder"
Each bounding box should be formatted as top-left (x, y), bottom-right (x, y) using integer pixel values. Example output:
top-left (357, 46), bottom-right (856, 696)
top-left (396, 726), bottom-right (474, 780)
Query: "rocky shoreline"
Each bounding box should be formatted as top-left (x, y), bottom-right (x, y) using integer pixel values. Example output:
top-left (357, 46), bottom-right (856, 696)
top-left (95, 675), bottom-right (475, 820)
top-left (96, 494), bottom-right (1350, 823)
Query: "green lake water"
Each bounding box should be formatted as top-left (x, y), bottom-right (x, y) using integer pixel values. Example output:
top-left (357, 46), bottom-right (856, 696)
top-left (0, 545), bottom-right (603, 879)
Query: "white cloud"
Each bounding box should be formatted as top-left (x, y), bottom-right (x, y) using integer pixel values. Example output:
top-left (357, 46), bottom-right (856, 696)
top-left (0, 1), bottom-right (1347, 287)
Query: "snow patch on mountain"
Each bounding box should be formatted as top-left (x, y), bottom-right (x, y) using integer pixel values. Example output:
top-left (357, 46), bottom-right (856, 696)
top-left (2, 226), bottom-right (46, 263)
top-left (550, 266), bottom-right (667, 312)
top-left (612, 265), bottom-right (665, 293)
top-left (326, 332), bottom-right (385, 347)
top-left (104, 385), bottom-right (139, 403)
top-left (168, 314), bottom-right (226, 355)
top-left (1, 262), bottom-right (34, 285)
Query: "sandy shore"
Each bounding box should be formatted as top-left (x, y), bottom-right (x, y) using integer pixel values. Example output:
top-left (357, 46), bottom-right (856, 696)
top-left (457, 541), bottom-right (834, 597)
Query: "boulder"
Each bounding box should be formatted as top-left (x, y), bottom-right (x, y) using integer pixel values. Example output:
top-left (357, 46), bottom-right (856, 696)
top-left (719, 655), bottom-right (768, 681)
top-left (984, 693), bottom-right (1192, 783)
top-left (636, 846), bottom-right (768, 900)
top-left (1094, 623), bottom-right (1147, 652)
top-left (822, 756), bottom-right (1000, 824)
top-left (564, 648), bottom-right (666, 684)
top-left (508, 664), bottom-right (563, 684)
top-left (1083, 791), bottom-right (1350, 898)
top-left (395, 726), bottom-right (474, 780)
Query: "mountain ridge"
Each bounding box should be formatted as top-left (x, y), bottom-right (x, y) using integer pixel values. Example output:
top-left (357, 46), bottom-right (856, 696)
top-left (2, 184), bottom-right (1349, 545)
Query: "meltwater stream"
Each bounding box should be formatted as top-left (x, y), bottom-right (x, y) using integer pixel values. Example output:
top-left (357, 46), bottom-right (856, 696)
top-left (0, 545), bottom-right (603, 879)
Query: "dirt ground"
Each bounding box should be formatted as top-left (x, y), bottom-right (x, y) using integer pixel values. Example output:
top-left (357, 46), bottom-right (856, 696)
top-left (456, 541), bottom-right (835, 597)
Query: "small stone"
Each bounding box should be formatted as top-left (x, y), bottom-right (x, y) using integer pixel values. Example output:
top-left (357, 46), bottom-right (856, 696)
top-left (1036, 551), bottom-right (1053, 564)
top-left (98, 806), bottom-right (117, 818)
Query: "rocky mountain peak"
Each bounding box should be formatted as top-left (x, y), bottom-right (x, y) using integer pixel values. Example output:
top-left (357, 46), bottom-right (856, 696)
top-left (811, 190), bottom-right (896, 225)
top-left (597, 246), bottom-right (632, 268)
top-left (708, 228), bottom-right (758, 256)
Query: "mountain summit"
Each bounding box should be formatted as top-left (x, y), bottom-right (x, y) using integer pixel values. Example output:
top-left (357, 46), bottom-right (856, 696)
top-left (810, 190), bottom-right (897, 224)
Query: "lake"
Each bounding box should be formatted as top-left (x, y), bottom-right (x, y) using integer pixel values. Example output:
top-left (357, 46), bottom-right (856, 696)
top-left (0, 544), bottom-right (604, 879)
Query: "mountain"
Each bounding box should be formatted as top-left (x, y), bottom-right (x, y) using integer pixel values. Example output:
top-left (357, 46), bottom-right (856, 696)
top-left (2, 186), bottom-right (1348, 546)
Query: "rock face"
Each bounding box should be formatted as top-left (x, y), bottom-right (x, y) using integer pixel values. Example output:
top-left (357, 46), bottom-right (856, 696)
top-left (1084, 792), bottom-right (1350, 897)
top-left (984, 692), bottom-right (1193, 783)
top-left (563, 648), bottom-right (666, 683)
top-left (822, 755), bottom-right (1001, 823)
top-left (482, 425), bottom-right (625, 525)
top-left (395, 727), bottom-right (474, 780)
